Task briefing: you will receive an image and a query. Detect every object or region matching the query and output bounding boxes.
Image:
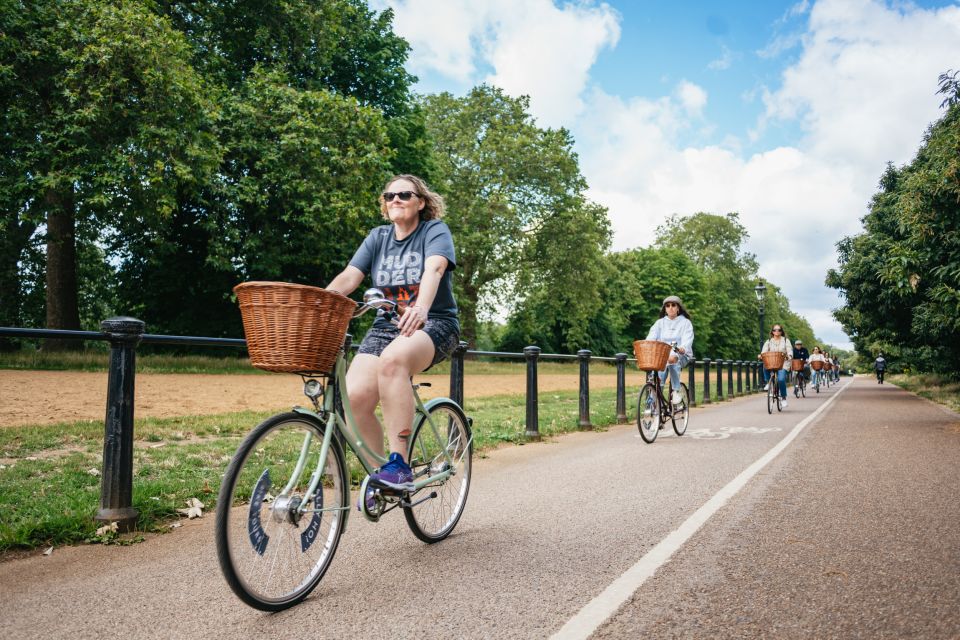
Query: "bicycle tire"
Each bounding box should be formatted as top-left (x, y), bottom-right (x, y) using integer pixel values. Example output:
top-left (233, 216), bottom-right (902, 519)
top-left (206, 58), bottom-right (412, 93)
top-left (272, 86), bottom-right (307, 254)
top-left (767, 379), bottom-right (774, 414)
top-left (799, 377), bottom-right (806, 398)
top-left (215, 412), bottom-right (348, 611)
top-left (637, 383), bottom-right (660, 443)
top-left (404, 400), bottom-right (472, 543)
top-left (671, 383), bottom-right (690, 436)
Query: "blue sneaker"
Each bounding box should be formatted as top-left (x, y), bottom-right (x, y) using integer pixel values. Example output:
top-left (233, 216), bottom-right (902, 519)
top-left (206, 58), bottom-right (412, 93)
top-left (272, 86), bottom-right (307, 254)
top-left (369, 452), bottom-right (415, 491)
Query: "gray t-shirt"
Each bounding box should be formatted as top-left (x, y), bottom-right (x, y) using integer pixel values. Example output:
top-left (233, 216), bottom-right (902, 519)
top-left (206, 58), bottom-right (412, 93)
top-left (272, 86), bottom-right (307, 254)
top-left (349, 219), bottom-right (459, 330)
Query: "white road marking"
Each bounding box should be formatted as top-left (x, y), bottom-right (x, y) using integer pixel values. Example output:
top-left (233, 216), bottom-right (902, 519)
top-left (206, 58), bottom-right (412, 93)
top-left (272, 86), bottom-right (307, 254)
top-left (685, 426), bottom-right (784, 439)
top-left (551, 379), bottom-right (853, 640)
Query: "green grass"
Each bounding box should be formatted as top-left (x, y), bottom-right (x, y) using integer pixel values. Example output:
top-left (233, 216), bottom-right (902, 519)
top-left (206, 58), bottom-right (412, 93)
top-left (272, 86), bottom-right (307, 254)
top-left (886, 373), bottom-right (960, 414)
top-left (0, 388), bottom-right (637, 553)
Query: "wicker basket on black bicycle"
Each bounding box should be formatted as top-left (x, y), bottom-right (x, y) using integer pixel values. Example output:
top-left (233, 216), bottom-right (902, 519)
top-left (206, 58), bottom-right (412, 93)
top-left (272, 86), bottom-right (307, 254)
top-left (810, 360), bottom-right (823, 371)
top-left (234, 281), bottom-right (355, 375)
top-left (761, 351), bottom-right (786, 371)
top-left (790, 358), bottom-right (804, 372)
top-left (632, 340), bottom-right (672, 372)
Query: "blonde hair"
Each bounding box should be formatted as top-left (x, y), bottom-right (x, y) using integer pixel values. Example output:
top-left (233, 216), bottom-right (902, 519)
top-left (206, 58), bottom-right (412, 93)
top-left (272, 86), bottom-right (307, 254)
top-left (379, 174), bottom-right (446, 221)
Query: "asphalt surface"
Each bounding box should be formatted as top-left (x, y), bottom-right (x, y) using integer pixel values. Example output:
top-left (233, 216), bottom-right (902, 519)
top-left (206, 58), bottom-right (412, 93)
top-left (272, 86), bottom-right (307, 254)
top-left (1, 376), bottom-right (958, 639)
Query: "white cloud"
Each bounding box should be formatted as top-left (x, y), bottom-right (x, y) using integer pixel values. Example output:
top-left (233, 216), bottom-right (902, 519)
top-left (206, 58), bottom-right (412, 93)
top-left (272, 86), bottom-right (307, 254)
top-left (676, 81), bottom-right (708, 115)
top-left (377, 0), bottom-right (620, 125)
top-left (707, 44), bottom-right (734, 70)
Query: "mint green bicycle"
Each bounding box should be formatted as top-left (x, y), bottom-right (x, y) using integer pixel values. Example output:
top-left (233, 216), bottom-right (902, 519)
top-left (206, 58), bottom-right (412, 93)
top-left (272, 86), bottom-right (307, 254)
top-left (215, 289), bottom-right (472, 611)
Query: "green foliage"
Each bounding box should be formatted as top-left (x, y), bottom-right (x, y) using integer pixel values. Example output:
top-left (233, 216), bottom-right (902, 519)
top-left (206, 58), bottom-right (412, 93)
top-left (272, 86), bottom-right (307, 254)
top-left (421, 85), bottom-right (612, 346)
top-left (828, 97), bottom-right (960, 374)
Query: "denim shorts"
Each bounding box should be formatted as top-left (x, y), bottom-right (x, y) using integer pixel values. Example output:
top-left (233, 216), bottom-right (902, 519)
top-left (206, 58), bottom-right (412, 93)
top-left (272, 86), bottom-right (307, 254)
top-left (357, 318), bottom-right (460, 368)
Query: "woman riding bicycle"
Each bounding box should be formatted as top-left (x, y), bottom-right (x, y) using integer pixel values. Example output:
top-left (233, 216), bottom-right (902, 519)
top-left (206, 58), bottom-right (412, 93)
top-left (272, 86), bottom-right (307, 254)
top-left (809, 346), bottom-right (825, 388)
top-left (645, 295), bottom-right (694, 404)
top-left (326, 174), bottom-right (459, 493)
top-left (760, 324), bottom-right (793, 408)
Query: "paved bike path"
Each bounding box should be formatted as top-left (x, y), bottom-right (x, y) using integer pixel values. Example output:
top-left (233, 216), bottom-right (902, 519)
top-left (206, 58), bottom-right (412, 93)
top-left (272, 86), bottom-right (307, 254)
top-left (593, 376), bottom-right (960, 638)
top-left (2, 377), bottom-right (955, 638)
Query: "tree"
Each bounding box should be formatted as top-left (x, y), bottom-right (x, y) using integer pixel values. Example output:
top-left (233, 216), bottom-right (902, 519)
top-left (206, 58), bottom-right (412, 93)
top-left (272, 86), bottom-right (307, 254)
top-left (654, 212), bottom-right (759, 358)
top-left (422, 85), bottom-right (608, 345)
top-left (827, 93), bottom-right (960, 373)
top-left (1, 0), bottom-right (218, 347)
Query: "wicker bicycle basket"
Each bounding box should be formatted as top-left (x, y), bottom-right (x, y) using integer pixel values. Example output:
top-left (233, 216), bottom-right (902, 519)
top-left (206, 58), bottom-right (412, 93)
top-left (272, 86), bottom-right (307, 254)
top-left (824, 361), bottom-right (833, 371)
top-left (761, 351), bottom-right (786, 371)
top-left (633, 340), bottom-right (672, 372)
top-left (234, 281), bottom-right (355, 375)
top-left (791, 358), bottom-right (805, 372)
top-left (810, 360), bottom-right (824, 371)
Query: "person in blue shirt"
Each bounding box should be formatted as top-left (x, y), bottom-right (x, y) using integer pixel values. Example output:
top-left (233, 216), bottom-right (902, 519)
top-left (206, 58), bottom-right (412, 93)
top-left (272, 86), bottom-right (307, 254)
top-left (326, 174), bottom-right (459, 498)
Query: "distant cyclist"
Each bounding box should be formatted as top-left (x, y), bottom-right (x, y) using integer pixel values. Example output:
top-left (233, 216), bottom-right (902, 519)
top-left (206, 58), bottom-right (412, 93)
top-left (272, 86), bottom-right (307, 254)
top-left (645, 295), bottom-right (694, 405)
top-left (874, 353), bottom-right (887, 384)
top-left (809, 346), bottom-right (825, 388)
top-left (793, 339), bottom-right (810, 391)
top-left (760, 324), bottom-right (793, 409)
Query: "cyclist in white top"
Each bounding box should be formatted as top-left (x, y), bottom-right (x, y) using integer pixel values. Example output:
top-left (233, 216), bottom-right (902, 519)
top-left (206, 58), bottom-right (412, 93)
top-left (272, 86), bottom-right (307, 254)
top-left (645, 295), bottom-right (694, 404)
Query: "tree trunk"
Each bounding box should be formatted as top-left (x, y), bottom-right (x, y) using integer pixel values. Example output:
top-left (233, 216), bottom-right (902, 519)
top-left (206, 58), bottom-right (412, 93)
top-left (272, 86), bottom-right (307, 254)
top-left (458, 283), bottom-right (479, 348)
top-left (44, 187), bottom-right (81, 351)
top-left (0, 215), bottom-right (36, 351)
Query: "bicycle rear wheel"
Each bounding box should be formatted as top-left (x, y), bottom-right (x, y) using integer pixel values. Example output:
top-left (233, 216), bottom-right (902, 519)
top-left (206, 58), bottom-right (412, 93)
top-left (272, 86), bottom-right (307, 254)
top-left (215, 412), bottom-right (348, 611)
top-left (637, 383), bottom-right (660, 443)
top-left (404, 400), bottom-right (472, 543)
top-left (671, 383), bottom-right (690, 436)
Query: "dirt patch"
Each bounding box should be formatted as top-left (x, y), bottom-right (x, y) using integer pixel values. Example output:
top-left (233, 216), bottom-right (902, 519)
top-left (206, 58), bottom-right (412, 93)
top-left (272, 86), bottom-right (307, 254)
top-left (0, 369), bottom-right (646, 428)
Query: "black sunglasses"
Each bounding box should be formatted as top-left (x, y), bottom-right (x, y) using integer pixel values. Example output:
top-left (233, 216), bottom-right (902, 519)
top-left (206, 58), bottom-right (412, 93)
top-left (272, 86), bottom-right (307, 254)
top-left (382, 191), bottom-right (419, 202)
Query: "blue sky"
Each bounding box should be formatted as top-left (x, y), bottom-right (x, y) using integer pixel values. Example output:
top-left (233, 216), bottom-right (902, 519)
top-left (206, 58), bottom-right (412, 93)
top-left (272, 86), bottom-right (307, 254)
top-left (371, 0), bottom-right (960, 350)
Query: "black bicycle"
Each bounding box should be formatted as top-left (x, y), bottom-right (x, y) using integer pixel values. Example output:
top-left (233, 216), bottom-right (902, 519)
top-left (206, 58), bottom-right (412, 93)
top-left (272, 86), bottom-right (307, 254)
top-left (792, 361), bottom-right (807, 398)
top-left (637, 347), bottom-right (690, 444)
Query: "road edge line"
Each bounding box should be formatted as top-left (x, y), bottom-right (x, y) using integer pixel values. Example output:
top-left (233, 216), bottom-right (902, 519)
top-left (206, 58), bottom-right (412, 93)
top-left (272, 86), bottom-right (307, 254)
top-left (550, 378), bottom-right (854, 640)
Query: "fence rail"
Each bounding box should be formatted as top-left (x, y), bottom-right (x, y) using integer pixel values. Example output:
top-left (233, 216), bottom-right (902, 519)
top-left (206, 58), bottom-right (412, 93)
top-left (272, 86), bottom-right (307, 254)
top-left (0, 320), bottom-right (765, 530)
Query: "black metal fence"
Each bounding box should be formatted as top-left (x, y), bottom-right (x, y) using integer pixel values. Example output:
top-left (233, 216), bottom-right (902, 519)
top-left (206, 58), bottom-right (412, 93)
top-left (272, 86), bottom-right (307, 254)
top-left (0, 319), bottom-right (765, 529)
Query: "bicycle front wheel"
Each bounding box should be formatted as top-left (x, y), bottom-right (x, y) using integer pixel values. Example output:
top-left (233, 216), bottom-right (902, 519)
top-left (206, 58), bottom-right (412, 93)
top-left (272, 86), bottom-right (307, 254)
top-left (215, 413), bottom-right (348, 611)
top-left (767, 378), bottom-right (774, 414)
top-left (637, 383), bottom-right (660, 443)
top-left (404, 401), bottom-right (472, 543)
top-left (671, 383), bottom-right (690, 436)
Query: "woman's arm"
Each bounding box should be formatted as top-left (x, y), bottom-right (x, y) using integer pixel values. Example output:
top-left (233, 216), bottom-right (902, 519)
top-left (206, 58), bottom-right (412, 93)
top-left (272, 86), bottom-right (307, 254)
top-left (397, 255), bottom-right (448, 337)
top-left (325, 266), bottom-right (365, 297)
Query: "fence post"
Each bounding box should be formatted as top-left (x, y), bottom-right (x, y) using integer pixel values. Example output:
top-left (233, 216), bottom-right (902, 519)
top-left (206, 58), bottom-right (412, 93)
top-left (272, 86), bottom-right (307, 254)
top-left (753, 361), bottom-right (759, 391)
top-left (727, 360), bottom-right (734, 398)
top-left (524, 346), bottom-right (541, 440)
top-left (449, 341), bottom-right (468, 409)
top-left (737, 361), bottom-right (743, 395)
top-left (96, 317), bottom-right (144, 530)
top-left (717, 359), bottom-right (724, 401)
top-left (703, 359), bottom-right (712, 404)
top-left (688, 359), bottom-right (697, 407)
top-left (577, 349), bottom-right (592, 429)
top-left (615, 353), bottom-right (628, 423)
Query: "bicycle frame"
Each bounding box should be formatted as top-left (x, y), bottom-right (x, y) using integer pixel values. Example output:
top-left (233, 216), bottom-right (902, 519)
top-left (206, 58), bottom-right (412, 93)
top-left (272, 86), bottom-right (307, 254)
top-left (284, 345), bottom-right (463, 523)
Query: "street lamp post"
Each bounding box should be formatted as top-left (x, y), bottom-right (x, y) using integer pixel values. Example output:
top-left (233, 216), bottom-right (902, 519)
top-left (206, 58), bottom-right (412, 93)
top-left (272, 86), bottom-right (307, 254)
top-left (754, 280), bottom-right (767, 349)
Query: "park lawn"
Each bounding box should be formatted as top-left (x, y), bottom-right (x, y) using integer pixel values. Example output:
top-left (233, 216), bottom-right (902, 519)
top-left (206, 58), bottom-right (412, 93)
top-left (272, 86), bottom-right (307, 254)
top-left (886, 373), bottom-right (960, 414)
top-left (0, 387), bottom-right (625, 552)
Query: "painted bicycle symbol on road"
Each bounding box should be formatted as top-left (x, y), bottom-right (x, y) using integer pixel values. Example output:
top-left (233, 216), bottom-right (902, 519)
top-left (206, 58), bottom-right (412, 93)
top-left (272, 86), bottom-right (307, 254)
top-left (685, 426), bottom-right (783, 439)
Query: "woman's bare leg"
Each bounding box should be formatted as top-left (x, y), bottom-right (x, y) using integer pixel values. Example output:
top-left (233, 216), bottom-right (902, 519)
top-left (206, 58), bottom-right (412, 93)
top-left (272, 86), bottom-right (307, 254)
top-left (345, 354), bottom-right (385, 457)
top-left (377, 332), bottom-right (435, 458)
